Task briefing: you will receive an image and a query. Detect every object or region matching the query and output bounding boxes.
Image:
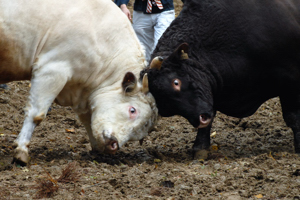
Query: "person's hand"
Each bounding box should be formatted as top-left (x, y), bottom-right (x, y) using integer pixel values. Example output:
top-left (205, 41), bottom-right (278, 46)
top-left (120, 4), bottom-right (131, 20)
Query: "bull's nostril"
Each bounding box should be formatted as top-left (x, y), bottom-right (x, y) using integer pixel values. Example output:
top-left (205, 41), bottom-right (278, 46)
top-left (198, 114), bottom-right (212, 128)
top-left (111, 141), bottom-right (118, 150)
top-left (200, 114), bottom-right (207, 121)
top-left (103, 134), bottom-right (119, 154)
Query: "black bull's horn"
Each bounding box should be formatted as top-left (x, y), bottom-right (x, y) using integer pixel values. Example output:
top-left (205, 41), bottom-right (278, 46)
top-left (149, 50), bottom-right (189, 70)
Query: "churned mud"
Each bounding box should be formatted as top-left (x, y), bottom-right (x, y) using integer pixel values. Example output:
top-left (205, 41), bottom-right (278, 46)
top-left (1, 82), bottom-right (299, 200)
top-left (0, 2), bottom-right (300, 199)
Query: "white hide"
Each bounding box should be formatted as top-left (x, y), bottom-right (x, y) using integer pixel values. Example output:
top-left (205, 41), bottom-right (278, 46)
top-left (0, 0), bottom-right (158, 163)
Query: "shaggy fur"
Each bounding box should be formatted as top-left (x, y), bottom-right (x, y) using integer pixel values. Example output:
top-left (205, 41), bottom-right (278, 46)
top-left (141, 0), bottom-right (300, 157)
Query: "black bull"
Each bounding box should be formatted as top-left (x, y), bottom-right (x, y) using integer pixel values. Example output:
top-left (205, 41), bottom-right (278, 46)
top-left (141, 0), bottom-right (300, 159)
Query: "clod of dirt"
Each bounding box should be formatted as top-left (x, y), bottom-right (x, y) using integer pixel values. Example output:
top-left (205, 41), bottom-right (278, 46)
top-left (160, 180), bottom-right (174, 188)
top-left (150, 187), bottom-right (164, 196)
top-left (292, 169), bottom-right (300, 176)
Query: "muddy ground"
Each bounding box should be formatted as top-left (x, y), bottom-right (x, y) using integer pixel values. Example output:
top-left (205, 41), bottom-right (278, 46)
top-left (1, 1), bottom-right (300, 199)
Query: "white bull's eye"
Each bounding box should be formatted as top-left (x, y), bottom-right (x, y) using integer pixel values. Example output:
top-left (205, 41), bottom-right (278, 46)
top-left (129, 106), bottom-right (138, 119)
top-left (174, 80), bottom-right (179, 85)
top-left (130, 107), bottom-right (136, 113)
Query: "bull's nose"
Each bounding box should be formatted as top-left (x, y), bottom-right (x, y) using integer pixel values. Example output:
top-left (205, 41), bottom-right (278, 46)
top-left (103, 135), bottom-right (119, 154)
top-left (198, 114), bottom-right (212, 128)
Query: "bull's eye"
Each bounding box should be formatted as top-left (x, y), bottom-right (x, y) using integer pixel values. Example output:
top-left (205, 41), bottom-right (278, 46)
top-left (130, 107), bottom-right (136, 113)
top-left (172, 79), bottom-right (181, 91)
top-left (129, 106), bottom-right (138, 119)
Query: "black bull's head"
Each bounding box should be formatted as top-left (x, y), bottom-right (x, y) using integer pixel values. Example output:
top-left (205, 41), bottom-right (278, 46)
top-left (140, 43), bottom-right (215, 128)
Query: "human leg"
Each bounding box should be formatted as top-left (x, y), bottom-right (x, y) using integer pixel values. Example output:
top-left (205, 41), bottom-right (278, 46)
top-left (153, 10), bottom-right (175, 48)
top-left (132, 11), bottom-right (155, 63)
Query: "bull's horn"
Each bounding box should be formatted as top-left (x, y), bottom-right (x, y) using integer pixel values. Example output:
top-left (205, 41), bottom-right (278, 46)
top-left (149, 56), bottom-right (163, 70)
top-left (142, 73), bottom-right (149, 94)
top-left (181, 50), bottom-right (189, 60)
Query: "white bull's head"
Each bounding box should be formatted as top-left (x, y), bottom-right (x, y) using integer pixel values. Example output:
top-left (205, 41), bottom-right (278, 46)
top-left (89, 72), bottom-right (158, 154)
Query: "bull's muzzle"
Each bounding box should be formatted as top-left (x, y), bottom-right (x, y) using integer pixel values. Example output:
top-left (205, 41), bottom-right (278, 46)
top-left (198, 114), bottom-right (212, 128)
top-left (103, 135), bottom-right (119, 154)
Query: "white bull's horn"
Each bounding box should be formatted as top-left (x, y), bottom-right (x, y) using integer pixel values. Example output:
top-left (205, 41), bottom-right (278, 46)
top-left (142, 73), bottom-right (149, 94)
top-left (149, 56), bottom-right (163, 70)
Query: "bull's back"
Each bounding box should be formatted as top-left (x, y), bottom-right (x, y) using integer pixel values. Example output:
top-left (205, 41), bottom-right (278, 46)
top-left (0, 0), bottom-right (67, 82)
top-left (0, 0), bottom-right (141, 84)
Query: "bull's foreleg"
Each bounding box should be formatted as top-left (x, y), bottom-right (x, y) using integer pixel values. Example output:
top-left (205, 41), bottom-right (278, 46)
top-left (192, 125), bottom-right (212, 160)
top-left (280, 95), bottom-right (300, 155)
top-left (14, 63), bottom-right (69, 165)
top-left (78, 112), bottom-right (103, 152)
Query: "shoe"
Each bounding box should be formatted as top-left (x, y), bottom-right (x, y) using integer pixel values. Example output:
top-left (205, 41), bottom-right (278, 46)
top-left (0, 84), bottom-right (8, 89)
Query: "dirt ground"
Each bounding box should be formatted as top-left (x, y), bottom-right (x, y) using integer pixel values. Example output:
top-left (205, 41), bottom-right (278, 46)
top-left (1, 2), bottom-right (300, 200)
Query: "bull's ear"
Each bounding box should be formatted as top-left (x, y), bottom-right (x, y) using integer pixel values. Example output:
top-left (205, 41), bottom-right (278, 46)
top-left (172, 43), bottom-right (189, 60)
top-left (149, 56), bottom-right (164, 70)
top-left (142, 73), bottom-right (149, 94)
top-left (122, 72), bottom-right (137, 93)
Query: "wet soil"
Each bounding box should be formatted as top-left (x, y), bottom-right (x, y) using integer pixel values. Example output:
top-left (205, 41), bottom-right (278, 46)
top-left (0, 2), bottom-right (300, 199)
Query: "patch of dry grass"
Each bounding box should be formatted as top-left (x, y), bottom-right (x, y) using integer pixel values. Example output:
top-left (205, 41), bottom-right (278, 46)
top-left (33, 161), bottom-right (79, 199)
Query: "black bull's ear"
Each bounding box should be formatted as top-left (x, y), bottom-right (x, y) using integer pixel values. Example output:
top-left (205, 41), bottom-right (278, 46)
top-left (172, 42), bottom-right (189, 60)
top-left (149, 43), bottom-right (189, 70)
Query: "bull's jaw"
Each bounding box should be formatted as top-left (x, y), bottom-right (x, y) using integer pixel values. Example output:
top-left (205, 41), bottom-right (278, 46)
top-left (88, 130), bottom-right (106, 153)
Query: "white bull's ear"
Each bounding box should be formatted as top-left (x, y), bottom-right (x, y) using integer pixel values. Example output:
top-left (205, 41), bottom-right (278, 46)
top-left (122, 72), bottom-right (137, 93)
top-left (142, 73), bottom-right (149, 94)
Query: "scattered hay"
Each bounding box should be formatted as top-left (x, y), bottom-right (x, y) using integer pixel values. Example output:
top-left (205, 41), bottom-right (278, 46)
top-left (34, 176), bottom-right (59, 199)
top-left (33, 161), bottom-right (79, 199)
top-left (57, 161), bottom-right (79, 183)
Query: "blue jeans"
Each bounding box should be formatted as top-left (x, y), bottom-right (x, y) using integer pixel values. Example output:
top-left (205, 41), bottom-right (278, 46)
top-left (132, 10), bottom-right (175, 64)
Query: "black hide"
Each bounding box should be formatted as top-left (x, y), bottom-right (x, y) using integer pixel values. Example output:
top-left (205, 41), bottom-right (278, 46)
top-left (141, 0), bottom-right (300, 157)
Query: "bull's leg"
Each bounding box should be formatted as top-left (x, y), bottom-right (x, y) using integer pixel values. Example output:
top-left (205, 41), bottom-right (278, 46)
top-left (14, 63), bottom-right (68, 165)
top-left (78, 112), bottom-right (103, 152)
top-left (280, 95), bottom-right (300, 155)
top-left (192, 125), bottom-right (212, 160)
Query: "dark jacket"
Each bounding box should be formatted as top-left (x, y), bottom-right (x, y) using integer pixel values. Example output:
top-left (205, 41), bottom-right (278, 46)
top-left (114, 0), bottom-right (174, 14)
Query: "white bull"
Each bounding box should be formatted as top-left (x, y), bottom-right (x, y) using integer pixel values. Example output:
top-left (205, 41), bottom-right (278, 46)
top-left (0, 0), bottom-right (158, 164)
